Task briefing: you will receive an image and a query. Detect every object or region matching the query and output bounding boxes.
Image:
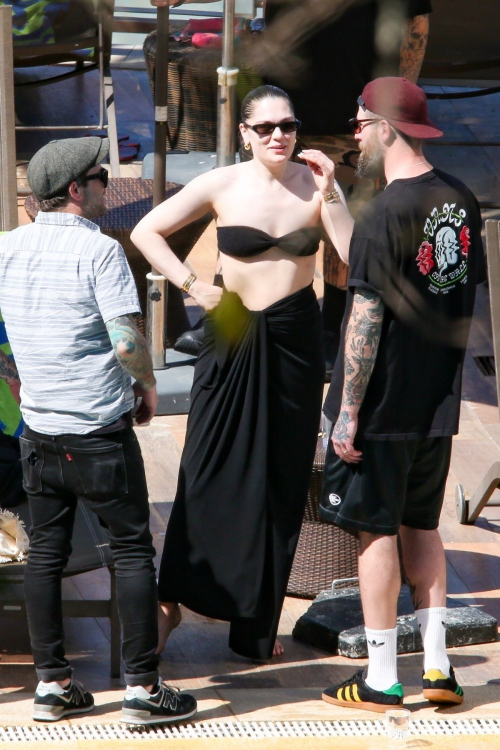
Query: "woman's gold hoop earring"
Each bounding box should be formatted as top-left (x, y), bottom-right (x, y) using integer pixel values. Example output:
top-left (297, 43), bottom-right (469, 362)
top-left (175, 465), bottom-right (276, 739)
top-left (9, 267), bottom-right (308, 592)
top-left (244, 142), bottom-right (251, 151)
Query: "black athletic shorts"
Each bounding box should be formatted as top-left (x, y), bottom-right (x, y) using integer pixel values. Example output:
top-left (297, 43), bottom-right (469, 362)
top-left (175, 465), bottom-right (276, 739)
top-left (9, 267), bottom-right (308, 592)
top-left (319, 434), bottom-right (453, 536)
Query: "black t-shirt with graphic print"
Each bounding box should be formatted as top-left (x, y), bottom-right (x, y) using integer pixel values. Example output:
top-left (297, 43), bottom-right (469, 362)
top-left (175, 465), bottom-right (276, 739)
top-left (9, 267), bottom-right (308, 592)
top-left (323, 169), bottom-right (485, 440)
top-left (264, 0), bottom-right (432, 136)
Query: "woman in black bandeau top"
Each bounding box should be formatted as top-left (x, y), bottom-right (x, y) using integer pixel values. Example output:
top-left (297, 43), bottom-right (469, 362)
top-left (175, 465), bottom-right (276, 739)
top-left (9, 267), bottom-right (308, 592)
top-left (131, 85), bottom-right (353, 661)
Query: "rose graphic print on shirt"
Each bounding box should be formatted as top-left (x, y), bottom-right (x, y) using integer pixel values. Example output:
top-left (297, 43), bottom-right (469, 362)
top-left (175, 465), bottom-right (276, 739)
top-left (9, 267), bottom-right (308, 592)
top-left (416, 203), bottom-right (470, 294)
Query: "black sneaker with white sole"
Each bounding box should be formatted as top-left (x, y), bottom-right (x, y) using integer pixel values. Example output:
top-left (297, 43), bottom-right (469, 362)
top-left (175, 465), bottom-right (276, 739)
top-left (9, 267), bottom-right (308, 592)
top-left (34, 680), bottom-right (94, 721)
top-left (121, 681), bottom-right (197, 725)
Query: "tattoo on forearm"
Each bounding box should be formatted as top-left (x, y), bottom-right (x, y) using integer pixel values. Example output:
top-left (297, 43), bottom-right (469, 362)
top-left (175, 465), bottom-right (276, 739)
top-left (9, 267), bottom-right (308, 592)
top-left (0, 349), bottom-right (20, 385)
top-left (332, 409), bottom-right (355, 443)
top-left (341, 289), bottom-right (384, 410)
top-left (106, 315), bottom-right (155, 388)
top-left (399, 14), bottom-right (429, 83)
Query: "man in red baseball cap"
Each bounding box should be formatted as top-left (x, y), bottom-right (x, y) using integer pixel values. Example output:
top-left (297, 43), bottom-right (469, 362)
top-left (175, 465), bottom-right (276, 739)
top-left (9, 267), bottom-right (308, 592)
top-left (320, 77), bottom-right (485, 712)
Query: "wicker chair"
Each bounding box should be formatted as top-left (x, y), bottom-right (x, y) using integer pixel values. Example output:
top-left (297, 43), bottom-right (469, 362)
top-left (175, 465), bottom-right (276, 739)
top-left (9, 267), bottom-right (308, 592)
top-left (287, 435), bottom-right (360, 599)
top-left (143, 30), bottom-right (261, 152)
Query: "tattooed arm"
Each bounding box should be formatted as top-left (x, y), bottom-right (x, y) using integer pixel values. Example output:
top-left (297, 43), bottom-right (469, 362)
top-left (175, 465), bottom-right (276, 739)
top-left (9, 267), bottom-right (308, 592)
top-left (331, 288), bottom-right (384, 462)
top-left (0, 348), bottom-right (19, 385)
top-left (106, 315), bottom-right (158, 424)
top-left (0, 349), bottom-right (21, 403)
top-left (399, 14), bottom-right (429, 83)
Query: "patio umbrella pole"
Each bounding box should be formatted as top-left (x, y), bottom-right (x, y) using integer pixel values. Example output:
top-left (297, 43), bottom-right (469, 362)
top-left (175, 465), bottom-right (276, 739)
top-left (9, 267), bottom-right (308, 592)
top-left (217, 0), bottom-right (239, 167)
top-left (0, 7), bottom-right (17, 232)
top-left (148, 3), bottom-right (170, 368)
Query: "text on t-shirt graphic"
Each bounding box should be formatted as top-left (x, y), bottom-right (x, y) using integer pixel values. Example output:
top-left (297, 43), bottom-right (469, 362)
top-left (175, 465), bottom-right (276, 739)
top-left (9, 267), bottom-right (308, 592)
top-left (416, 203), bottom-right (470, 294)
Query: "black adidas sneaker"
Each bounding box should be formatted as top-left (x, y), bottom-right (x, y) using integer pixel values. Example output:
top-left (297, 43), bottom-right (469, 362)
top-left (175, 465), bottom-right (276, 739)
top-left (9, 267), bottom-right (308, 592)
top-left (322, 670), bottom-right (404, 714)
top-left (422, 666), bottom-right (464, 705)
top-left (121, 681), bottom-right (197, 725)
top-left (33, 680), bottom-right (94, 721)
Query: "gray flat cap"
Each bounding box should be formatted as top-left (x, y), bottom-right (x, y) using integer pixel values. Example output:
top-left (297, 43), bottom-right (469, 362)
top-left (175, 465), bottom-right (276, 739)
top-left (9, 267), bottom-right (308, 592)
top-left (27, 137), bottom-right (110, 200)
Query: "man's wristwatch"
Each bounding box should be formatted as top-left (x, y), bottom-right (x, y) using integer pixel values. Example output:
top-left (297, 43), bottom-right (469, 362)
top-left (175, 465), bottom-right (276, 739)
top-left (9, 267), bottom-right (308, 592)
top-left (323, 188), bottom-right (341, 204)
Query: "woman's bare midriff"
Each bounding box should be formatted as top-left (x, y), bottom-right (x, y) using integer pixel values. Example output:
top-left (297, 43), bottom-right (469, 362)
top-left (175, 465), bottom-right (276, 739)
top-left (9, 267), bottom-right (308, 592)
top-left (219, 249), bottom-right (317, 311)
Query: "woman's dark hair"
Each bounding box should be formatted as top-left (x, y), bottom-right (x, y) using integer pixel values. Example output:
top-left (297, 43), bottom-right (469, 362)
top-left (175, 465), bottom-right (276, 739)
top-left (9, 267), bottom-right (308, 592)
top-left (240, 85), bottom-right (294, 123)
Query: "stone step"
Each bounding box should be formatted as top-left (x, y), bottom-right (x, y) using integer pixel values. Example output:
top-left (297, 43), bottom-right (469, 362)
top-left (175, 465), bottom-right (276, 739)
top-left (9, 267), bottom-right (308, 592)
top-left (292, 585), bottom-right (498, 658)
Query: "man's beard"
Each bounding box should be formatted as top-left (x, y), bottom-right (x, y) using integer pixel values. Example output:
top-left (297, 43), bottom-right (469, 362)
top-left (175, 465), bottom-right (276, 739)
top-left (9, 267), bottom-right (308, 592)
top-left (355, 136), bottom-right (385, 180)
top-left (82, 190), bottom-right (106, 219)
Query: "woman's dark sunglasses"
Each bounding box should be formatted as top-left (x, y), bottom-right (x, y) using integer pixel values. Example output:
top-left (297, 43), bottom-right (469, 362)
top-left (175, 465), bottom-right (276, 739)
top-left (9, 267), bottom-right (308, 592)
top-left (244, 119), bottom-right (301, 136)
top-left (80, 167), bottom-right (109, 188)
top-left (349, 117), bottom-right (381, 134)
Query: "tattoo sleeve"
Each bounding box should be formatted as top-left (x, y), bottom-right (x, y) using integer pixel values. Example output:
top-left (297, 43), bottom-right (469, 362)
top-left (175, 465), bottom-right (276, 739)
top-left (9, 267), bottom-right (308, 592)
top-left (341, 288), bottom-right (384, 413)
top-left (399, 14), bottom-right (429, 83)
top-left (105, 315), bottom-right (155, 389)
top-left (0, 348), bottom-right (20, 385)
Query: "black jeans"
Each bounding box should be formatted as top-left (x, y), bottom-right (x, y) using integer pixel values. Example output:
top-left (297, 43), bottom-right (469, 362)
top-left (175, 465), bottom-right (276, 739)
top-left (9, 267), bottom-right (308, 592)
top-left (20, 425), bottom-right (159, 687)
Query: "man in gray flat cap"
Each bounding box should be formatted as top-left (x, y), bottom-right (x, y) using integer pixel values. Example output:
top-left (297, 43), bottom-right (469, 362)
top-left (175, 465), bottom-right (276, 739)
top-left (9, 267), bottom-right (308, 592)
top-left (0, 137), bottom-right (197, 725)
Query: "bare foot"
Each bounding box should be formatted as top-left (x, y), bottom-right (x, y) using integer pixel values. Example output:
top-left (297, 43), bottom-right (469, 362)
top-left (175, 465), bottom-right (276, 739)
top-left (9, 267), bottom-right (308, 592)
top-left (273, 639), bottom-right (284, 657)
top-left (156, 602), bottom-right (182, 654)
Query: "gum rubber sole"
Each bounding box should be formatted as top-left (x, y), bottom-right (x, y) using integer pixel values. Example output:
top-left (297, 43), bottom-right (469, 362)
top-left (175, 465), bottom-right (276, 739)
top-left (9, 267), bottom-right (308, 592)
top-left (423, 688), bottom-right (464, 705)
top-left (321, 692), bottom-right (402, 714)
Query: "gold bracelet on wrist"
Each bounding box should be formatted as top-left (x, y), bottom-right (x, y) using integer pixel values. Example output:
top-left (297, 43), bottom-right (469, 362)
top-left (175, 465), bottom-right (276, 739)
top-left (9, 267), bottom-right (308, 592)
top-left (323, 188), bottom-right (341, 204)
top-left (180, 273), bottom-right (197, 294)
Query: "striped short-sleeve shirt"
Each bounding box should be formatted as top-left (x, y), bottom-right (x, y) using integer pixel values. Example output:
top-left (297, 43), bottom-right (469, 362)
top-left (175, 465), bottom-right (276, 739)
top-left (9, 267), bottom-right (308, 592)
top-left (0, 212), bottom-right (141, 435)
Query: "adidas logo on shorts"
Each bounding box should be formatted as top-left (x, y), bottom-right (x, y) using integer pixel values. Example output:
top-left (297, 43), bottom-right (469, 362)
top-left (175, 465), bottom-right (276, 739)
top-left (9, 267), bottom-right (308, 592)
top-left (329, 493), bottom-right (341, 506)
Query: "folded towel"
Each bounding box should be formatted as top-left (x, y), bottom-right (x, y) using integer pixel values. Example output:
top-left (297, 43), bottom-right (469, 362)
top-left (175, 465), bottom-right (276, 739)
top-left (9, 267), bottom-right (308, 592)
top-left (0, 507), bottom-right (29, 563)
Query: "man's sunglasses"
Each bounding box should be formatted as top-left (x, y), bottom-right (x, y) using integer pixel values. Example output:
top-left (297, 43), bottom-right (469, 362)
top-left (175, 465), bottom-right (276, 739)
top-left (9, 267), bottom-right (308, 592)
top-left (349, 117), bottom-right (381, 134)
top-left (243, 119), bottom-right (301, 136)
top-left (79, 167), bottom-right (109, 188)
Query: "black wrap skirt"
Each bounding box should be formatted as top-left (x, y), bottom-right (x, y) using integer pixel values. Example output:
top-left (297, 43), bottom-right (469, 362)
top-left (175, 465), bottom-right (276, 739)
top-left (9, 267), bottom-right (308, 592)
top-left (157, 284), bottom-right (324, 659)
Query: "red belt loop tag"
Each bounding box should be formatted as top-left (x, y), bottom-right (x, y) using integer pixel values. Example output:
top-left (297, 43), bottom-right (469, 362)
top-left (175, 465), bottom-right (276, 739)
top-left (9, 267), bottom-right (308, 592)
top-left (66, 453), bottom-right (73, 461)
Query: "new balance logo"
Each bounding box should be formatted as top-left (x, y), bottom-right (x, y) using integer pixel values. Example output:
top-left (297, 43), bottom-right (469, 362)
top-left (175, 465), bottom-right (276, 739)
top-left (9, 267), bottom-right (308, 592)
top-left (161, 690), bottom-right (180, 712)
top-left (368, 640), bottom-right (385, 648)
top-left (329, 493), bottom-right (341, 506)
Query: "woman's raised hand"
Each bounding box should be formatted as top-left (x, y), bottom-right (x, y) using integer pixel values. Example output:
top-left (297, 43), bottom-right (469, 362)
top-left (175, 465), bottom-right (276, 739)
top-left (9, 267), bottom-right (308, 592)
top-left (297, 149), bottom-right (336, 196)
top-left (189, 279), bottom-right (223, 312)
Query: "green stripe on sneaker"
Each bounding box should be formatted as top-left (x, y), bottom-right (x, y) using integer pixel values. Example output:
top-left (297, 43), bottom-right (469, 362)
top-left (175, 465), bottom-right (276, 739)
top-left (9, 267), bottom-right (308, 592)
top-left (384, 683), bottom-right (404, 698)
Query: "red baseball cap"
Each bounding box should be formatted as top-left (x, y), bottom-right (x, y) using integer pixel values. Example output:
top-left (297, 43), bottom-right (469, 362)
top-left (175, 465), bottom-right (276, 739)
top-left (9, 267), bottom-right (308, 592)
top-left (358, 77), bottom-right (443, 139)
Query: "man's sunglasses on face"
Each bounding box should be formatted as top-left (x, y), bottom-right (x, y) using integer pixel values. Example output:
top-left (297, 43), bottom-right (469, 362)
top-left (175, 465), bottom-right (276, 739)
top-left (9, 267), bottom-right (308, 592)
top-left (79, 167), bottom-right (109, 188)
top-left (243, 119), bottom-right (301, 136)
top-left (349, 117), bottom-right (381, 134)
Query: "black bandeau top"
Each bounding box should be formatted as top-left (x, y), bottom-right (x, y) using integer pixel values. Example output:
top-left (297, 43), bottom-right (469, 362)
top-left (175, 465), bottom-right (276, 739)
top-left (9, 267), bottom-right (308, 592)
top-left (217, 225), bottom-right (322, 258)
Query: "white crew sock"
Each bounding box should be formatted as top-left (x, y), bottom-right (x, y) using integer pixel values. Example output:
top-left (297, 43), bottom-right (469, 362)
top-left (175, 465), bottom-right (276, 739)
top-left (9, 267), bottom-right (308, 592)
top-left (416, 607), bottom-right (450, 677)
top-left (364, 626), bottom-right (399, 691)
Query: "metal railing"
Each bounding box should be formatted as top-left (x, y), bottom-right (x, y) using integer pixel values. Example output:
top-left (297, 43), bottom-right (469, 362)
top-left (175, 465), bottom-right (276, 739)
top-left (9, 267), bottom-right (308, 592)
top-left (113, 2), bottom-right (262, 31)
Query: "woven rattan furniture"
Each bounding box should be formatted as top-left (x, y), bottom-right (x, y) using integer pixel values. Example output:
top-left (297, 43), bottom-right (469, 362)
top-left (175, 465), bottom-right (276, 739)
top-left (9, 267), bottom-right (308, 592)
top-left (143, 31), bottom-right (261, 152)
top-left (25, 178), bottom-right (212, 347)
top-left (287, 435), bottom-right (360, 599)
